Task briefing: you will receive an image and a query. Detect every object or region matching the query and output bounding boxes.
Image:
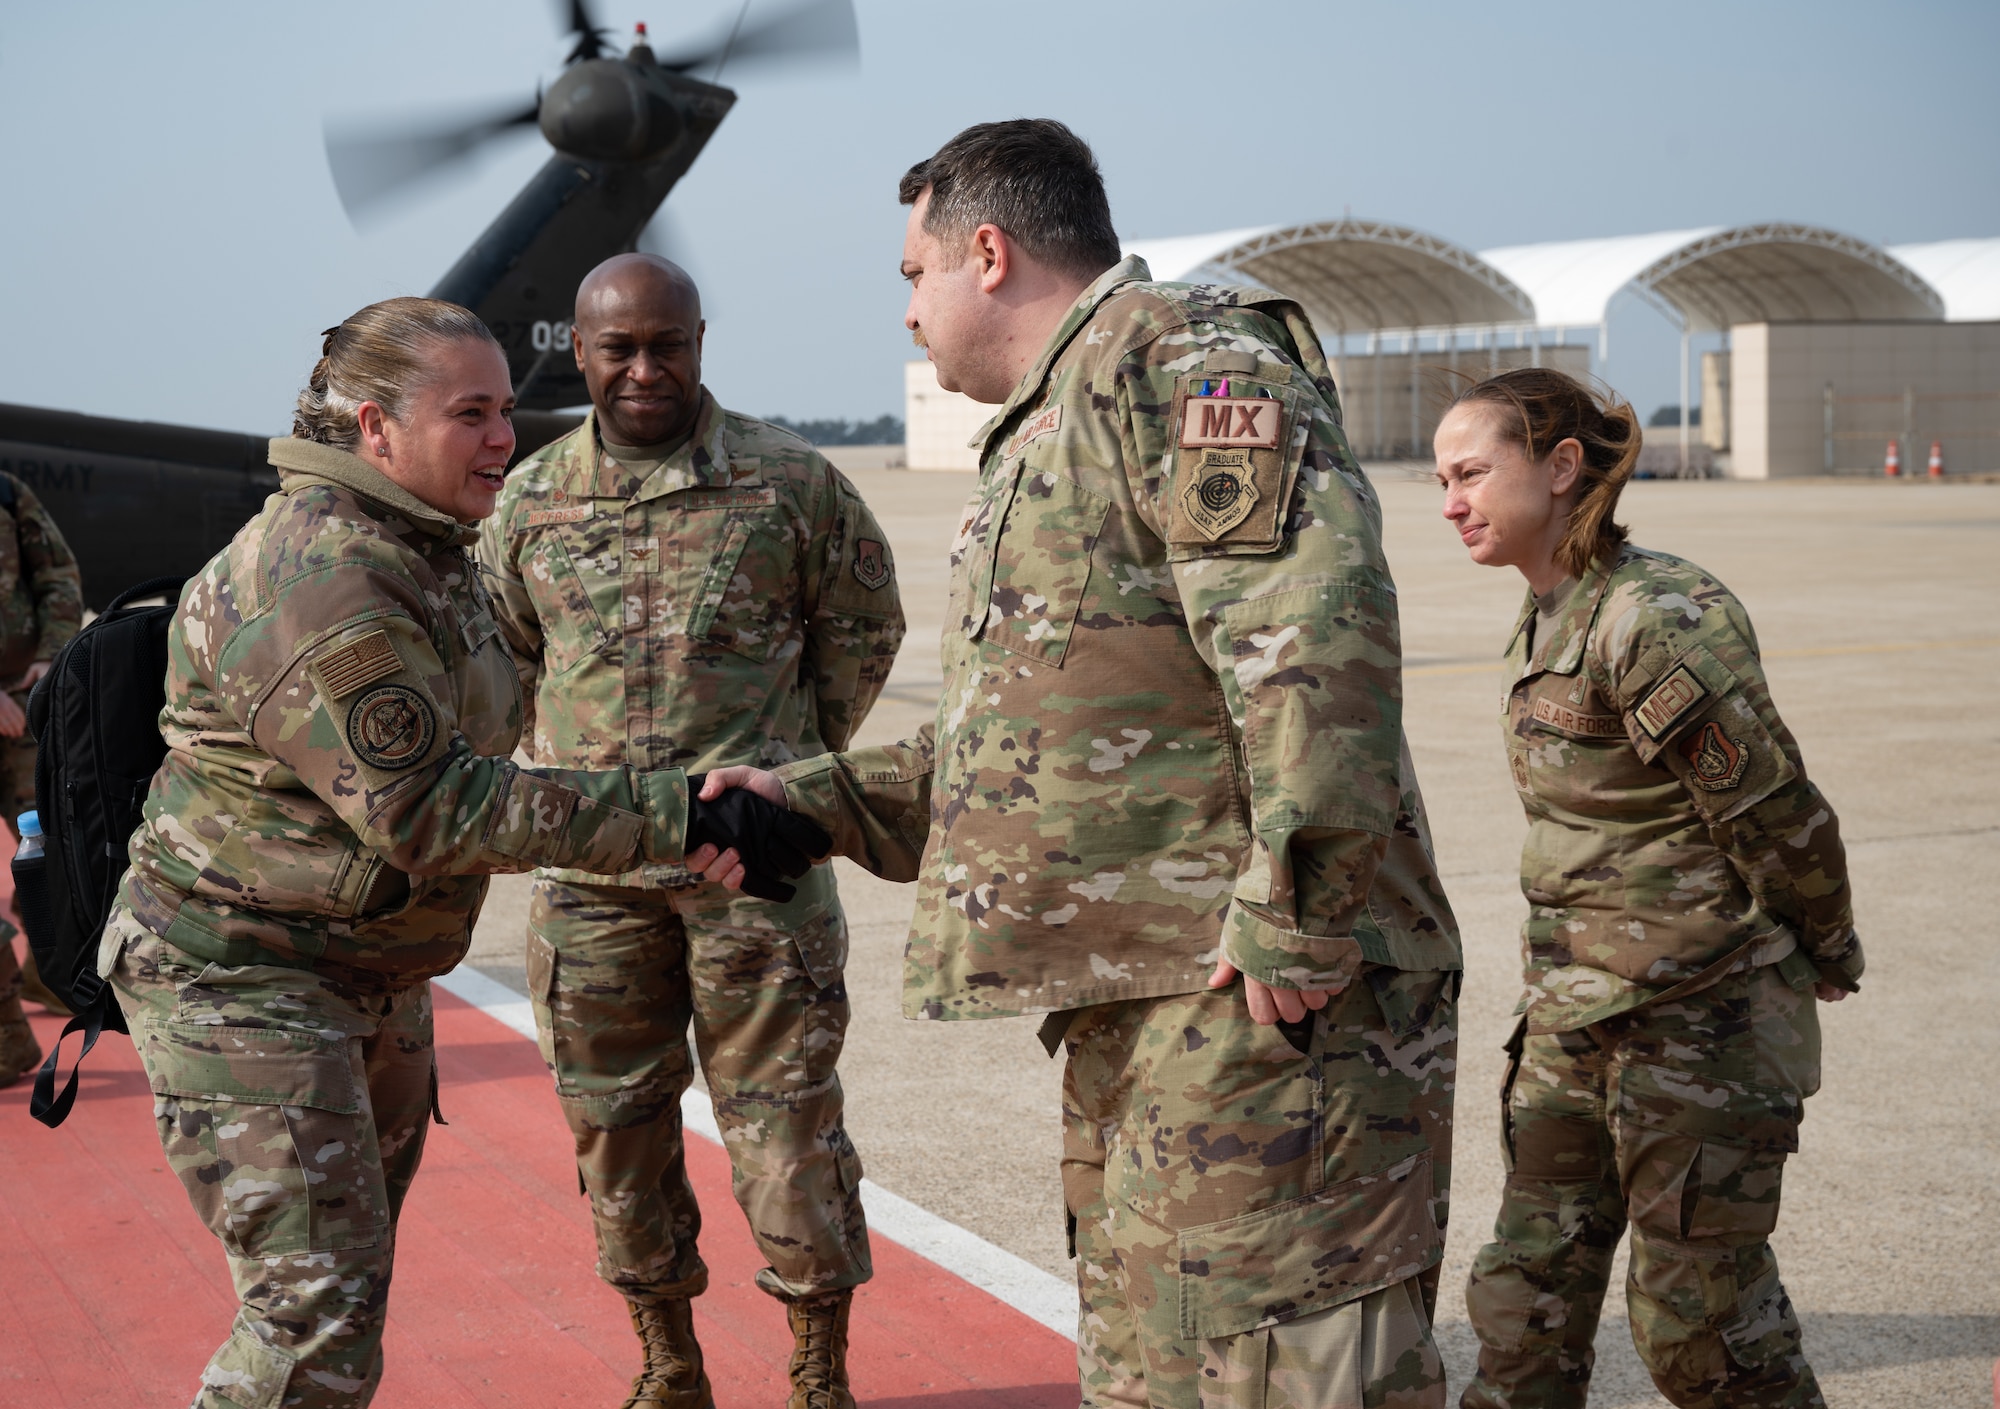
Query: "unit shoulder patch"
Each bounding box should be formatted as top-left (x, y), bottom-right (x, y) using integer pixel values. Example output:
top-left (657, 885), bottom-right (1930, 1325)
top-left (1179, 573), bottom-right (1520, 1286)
top-left (346, 685), bottom-right (437, 772)
top-left (1632, 663), bottom-right (1710, 741)
top-left (312, 630), bottom-right (400, 701)
top-left (853, 537), bottom-right (891, 591)
top-left (1679, 720), bottom-right (1749, 789)
top-left (1176, 450), bottom-right (1261, 541)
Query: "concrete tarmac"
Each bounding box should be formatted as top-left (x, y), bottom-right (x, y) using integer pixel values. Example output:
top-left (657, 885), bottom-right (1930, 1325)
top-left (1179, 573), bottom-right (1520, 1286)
top-left (467, 467), bottom-right (2000, 1406)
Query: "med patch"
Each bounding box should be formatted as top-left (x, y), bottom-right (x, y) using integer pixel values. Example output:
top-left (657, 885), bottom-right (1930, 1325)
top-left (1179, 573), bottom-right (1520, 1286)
top-left (1633, 664), bottom-right (1710, 741)
top-left (346, 685), bottom-right (437, 772)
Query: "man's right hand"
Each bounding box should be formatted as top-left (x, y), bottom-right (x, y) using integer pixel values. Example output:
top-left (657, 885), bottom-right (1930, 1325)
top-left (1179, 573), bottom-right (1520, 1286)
top-left (684, 770), bottom-right (828, 902)
top-left (0, 691), bottom-right (26, 739)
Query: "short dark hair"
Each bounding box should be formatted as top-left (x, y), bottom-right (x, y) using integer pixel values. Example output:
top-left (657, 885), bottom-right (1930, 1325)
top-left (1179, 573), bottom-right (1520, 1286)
top-left (898, 119), bottom-right (1122, 279)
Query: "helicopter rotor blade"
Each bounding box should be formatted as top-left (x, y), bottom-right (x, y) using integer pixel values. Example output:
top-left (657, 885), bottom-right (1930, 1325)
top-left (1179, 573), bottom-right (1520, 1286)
top-left (325, 100), bottom-right (542, 216)
top-left (562, 0), bottom-right (612, 63)
top-left (656, 0), bottom-right (859, 80)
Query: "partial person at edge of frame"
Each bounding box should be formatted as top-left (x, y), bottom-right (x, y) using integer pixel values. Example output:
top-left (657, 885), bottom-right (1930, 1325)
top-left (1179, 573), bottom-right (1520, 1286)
top-left (477, 252), bottom-right (905, 1409)
top-left (1433, 366), bottom-right (1857, 1409)
top-left (99, 297), bottom-right (819, 1409)
top-left (0, 456), bottom-right (85, 1086)
top-left (703, 118), bottom-right (1463, 1409)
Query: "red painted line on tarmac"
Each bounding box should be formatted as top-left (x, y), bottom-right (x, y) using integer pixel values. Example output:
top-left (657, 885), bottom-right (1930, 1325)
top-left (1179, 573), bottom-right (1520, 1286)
top-left (0, 964), bottom-right (1075, 1406)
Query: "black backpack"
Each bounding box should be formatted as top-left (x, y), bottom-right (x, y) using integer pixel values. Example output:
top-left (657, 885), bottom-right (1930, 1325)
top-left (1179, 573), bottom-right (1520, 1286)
top-left (16, 574), bottom-right (185, 1127)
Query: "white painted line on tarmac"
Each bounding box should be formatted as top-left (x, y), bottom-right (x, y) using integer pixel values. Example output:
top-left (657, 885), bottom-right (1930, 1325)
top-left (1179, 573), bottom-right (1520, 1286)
top-left (434, 963), bottom-right (1077, 1340)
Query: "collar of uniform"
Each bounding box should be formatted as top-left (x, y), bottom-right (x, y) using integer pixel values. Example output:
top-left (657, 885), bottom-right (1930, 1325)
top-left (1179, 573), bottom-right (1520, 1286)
top-left (970, 254), bottom-right (1153, 458)
top-left (1507, 554), bottom-right (1620, 682)
top-left (265, 437), bottom-right (478, 546)
top-left (561, 392), bottom-right (742, 504)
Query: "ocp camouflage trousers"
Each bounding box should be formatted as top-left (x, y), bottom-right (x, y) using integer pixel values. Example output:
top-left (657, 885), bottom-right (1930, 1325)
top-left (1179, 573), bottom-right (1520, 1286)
top-left (1462, 962), bottom-right (1824, 1409)
top-left (109, 917), bottom-right (436, 1409)
top-left (1058, 969), bottom-right (1458, 1409)
top-left (526, 879), bottom-right (869, 1302)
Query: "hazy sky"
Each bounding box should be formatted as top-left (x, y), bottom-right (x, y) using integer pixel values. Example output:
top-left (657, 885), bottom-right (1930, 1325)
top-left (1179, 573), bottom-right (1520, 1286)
top-left (2, 1), bottom-right (1995, 435)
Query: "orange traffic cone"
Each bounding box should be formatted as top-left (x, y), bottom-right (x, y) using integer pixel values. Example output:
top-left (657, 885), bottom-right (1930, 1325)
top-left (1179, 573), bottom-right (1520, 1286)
top-left (1884, 441), bottom-right (1901, 477)
top-left (1928, 440), bottom-right (1943, 477)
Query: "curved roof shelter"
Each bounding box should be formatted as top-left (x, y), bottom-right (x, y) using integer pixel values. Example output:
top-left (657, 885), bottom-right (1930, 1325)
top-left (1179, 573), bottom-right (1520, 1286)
top-left (1481, 223), bottom-right (1944, 333)
top-left (1887, 239), bottom-right (2000, 322)
top-left (1124, 218), bottom-right (1534, 336)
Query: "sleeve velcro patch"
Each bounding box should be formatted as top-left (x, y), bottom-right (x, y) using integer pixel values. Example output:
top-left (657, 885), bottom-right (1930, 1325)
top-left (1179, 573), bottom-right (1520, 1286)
top-left (346, 685), bottom-right (438, 771)
top-left (1632, 663), bottom-right (1710, 740)
top-left (311, 629), bottom-right (401, 700)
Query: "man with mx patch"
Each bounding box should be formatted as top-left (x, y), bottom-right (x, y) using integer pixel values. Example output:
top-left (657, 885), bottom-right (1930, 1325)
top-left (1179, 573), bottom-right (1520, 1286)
top-left (703, 120), bottom-right (1462, 1409)
top-left (478, 254), bottom-right (903, 1409)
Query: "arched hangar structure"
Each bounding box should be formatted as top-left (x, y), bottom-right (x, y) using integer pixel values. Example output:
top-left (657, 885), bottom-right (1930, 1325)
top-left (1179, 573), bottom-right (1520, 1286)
top-left (1123, 220), bottom-right (1552, 459)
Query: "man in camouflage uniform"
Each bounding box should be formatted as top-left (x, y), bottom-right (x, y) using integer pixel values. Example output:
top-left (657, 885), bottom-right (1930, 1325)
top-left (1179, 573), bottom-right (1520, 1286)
top-left (478, 254), bottom-right (903, 1409)
top-left (707, 121), bottom-right (1461, 1409)
top-left (0, 468), bottom-right (84, 1086)
top-left (1455, 535), bottom-right (1858, 1409)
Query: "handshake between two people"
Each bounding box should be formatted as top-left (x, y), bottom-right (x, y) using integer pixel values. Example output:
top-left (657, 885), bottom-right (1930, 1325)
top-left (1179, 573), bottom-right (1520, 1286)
top-left (681, 768), bottom-right (828, 903)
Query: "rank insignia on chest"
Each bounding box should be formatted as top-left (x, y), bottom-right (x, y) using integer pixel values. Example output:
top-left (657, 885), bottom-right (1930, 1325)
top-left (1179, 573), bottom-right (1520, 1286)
top-left (853, 537), bottom-right (891, 590)
top-left (1177, 450), bottom-right (1261, 540)
top-left (1679, 720), bottom-right (1748, 789)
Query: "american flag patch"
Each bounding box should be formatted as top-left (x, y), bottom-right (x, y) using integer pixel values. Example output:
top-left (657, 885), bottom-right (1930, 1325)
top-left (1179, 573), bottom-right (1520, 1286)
top-left (313, 630), bottom-right (401, 700)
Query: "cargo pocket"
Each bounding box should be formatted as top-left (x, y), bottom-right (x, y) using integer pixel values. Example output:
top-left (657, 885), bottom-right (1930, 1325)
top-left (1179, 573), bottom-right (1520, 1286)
top-left (142, 1020), bottom-right (382, 1258)
top-left (1614, 1059), bottom-right (1799, 1244)
top-left (1176, 1151), bottom-right (1440, 1340)
top-left (200, 1315), bottom-right (300, 1409)
top-left (792, 908), bottom-right (850, 991)
top-left (979, 466), bottom-right (1108, 667)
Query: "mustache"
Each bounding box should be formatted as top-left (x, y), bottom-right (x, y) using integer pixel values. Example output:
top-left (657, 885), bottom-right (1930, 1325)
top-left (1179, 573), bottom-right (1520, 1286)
top-left (910, 326), bottom-right (928, 350)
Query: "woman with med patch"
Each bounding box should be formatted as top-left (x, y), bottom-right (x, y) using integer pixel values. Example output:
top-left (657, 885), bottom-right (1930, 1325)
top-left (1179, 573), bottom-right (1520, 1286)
top-left (1433, 367), bottom-right (1857, 1409)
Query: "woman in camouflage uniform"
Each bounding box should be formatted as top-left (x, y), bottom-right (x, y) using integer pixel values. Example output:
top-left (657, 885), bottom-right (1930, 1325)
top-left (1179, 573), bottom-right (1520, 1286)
top-left (1432, 368), bottom-right (1857, 1409)
top-left (104, 299), bottom-right (814, 1409)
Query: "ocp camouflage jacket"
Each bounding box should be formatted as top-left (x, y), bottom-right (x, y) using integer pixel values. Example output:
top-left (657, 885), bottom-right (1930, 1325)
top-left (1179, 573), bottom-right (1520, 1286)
top-left (778, 256), bottom-right (1460, 1019)
top-left (477, 396), bottom-right (904, 898)
top-left (1505, 545), bottom-right (1860, 1033)
top-left (118, 438), bottom-right (688, 982)
top-left (0, 470), bottom-right (83, 682)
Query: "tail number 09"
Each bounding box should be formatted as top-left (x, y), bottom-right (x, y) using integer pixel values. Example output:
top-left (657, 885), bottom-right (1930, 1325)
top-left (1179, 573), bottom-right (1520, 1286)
top-left (530, 320), bottom-right (573, 352)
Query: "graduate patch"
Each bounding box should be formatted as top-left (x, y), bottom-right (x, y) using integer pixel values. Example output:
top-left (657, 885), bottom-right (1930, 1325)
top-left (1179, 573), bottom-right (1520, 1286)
top-left (1177, 449), bottom-right (1261, 540)
top-left (1633, 665), bottom-right (1709, 740)
top-left (1178, 396), bottom-right (1284, 449)
top-left (853, 537), bottom-right (891, 590)
top-left (347, 685), bottom-right (436, 771)
top-left (1680, 720), bottom-right (1748, 790)
top-left (312, 630), bottom-right (399, 701)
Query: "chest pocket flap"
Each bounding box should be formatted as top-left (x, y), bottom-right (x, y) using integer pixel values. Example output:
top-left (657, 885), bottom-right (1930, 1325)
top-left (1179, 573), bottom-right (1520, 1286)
top-left (978, 466), bottom-right (1108, 668)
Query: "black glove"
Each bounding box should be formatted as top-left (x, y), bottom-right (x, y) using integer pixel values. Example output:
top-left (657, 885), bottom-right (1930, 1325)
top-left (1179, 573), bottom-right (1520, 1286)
top-left (684, 774), bottom-right (833, 903)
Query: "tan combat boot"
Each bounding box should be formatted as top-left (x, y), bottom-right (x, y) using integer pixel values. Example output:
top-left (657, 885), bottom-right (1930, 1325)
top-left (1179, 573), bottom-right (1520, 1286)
top-left (19, 949), bottom-right (71, 1016)
top-left (0, 1000), bottom-right (41, 1090)
top-left (619, 1292), bottom-right (713, 1409)
top-left (784, 1290), bottom-right (856, 1409)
